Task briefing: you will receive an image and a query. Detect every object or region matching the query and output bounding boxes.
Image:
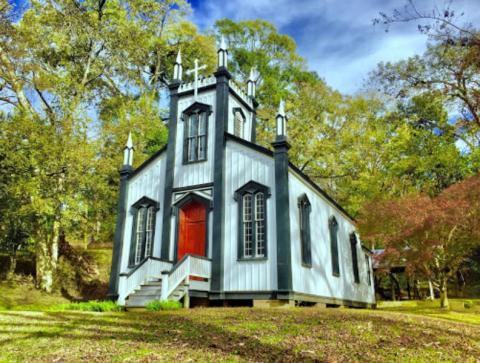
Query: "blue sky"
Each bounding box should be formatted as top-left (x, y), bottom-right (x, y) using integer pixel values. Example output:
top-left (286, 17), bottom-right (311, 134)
top-left (187, 0), bottom-right (480, 94)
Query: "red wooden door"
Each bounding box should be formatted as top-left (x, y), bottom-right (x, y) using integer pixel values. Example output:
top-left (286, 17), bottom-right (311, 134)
top-left (178, 200), bottom-right (207, 261)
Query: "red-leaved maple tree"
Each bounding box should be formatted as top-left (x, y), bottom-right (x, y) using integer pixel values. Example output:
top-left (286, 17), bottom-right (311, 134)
top-left (358, 175), bottom-right (480, 308)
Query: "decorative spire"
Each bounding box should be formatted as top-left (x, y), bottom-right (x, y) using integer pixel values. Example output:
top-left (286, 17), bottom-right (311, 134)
top-left (217, 35), bottom-right (228, 69)
top-left (276, 99), bottom-right (287, 139)
top-left (247, 67), bottom-right (257, 98)
top-left (173, 49), bottom-right (183, 81)
top-left (123, 132), bottom-right (134, 167)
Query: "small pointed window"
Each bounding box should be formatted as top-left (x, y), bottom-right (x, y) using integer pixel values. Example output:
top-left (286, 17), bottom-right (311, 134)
top-left (329, 216), bottom-right (340, 277)
top-left (365, 254), bottom-right (372, 286)
top-left (233, 108), bottom-right (245, 138)
top-left (298, 194), bottom-right (312, 267)
top-left (128, 197), bottom-right (159, 267)
top-left (350, 233), bottom-right (360, 283)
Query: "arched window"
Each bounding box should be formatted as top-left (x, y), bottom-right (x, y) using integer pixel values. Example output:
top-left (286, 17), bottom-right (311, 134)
top-left (183, 102), bottom-right (211, 164)
top-left (298, 194), bottom-right (312, 267)
top-left (128, 197), bottom-right (159, 267)
top-left (329, 216), bottom-right (340, 276)
top-left (234, 181), bottom-right (271, 260)
top-left (350, 232), bottom-right (360, 283)
top-left (365, 254), bottom-right (372, 286)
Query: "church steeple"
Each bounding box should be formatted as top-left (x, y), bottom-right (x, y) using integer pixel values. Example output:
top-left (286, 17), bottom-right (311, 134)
top-left (247, 67), bottom-right (256, 98)
top-left (217, 36), bottom-right (228, 69)
top-left (173, 50), bottom-right (183, 81)
top-left (123, 132), bottom-right (134, 167)
top-left (275, 99), bottom-right (287, 141)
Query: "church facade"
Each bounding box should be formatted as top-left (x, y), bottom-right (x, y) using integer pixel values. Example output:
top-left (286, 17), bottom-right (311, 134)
top-left (107, 40), bottom-right (376, 308)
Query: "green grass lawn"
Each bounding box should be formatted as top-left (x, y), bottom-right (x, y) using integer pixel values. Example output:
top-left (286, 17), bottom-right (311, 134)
top-left (0, 304), bottom-right (479, 362)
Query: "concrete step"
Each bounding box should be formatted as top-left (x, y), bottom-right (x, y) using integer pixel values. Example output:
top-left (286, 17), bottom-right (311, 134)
top-left (126, 295), bottom-right (158, 307)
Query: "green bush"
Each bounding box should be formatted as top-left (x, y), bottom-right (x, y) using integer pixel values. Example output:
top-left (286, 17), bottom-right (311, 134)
top-left (57, 300), bottom-right (122, 312)
top-left (145, 300), bottom-right (182, 311)
top-left (464, 300), bottom-right (474, 309)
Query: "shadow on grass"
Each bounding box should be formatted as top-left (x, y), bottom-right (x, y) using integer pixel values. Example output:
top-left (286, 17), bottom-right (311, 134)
top-left (1, 308), bottom-right (479, 361)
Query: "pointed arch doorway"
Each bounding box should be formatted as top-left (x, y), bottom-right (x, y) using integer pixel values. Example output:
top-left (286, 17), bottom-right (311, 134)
top-left (174, 193), bottom-right (211, 262)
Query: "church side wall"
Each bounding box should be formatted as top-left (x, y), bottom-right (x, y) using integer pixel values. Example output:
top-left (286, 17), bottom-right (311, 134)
top-left (288, 171), bottom-right (376, 305)
top-left (120, 153), bottom-right (167, 273)
top-left (173, 90), bottom-right (216, 188)
top-left (223, 140), bottom-right (278, 292)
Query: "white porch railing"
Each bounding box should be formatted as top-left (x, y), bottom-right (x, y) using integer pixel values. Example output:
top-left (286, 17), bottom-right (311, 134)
top-left (162, 255), bottom-right (211, 300)
top-left (118, 257), bottom-right (172, 304)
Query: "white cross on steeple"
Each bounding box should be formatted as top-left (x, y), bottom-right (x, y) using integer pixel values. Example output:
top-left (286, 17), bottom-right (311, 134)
top-left (186, 58), bottom-right (207, 100)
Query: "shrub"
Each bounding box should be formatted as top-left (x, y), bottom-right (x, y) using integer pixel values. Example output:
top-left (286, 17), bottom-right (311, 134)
top-left (145, 300), bottom-right (182, 311)
top-left (464, 300), bottom-right (474, 309)
top-left (57, 300), bottom-right (123, 312)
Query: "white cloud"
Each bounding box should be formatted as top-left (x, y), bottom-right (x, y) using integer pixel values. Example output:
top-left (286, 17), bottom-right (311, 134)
top-left (190, 0), bottom-right (480, 94)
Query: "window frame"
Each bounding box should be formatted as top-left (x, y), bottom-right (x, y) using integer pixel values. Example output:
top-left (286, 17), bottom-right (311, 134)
top-left (329, 216), bottom-right (340, 277)
top-left (365, 254), bottom-right (372, 286)
top-left (298, 194), bottom-right (312, 268)
top-left (128, 197), bottom-right (160, 267)
top-left (234, 181), bottom-right (271, 261)
top-left (349, 232), bottom-right (360, 284)
top-left (182, 102), bottom-right (212, 165)
top-left (233, 107), bottom-right (246, 139)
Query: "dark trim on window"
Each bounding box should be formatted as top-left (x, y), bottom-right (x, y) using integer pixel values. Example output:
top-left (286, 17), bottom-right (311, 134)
top-left (298, 194), bottom-right (312, 268)
top-left (128, 197), bottom-right (160, 268)
top-left (350, 232), bottom-right (360, 284)
top-left (182, 102), bottom-right (212, 165)
top-left (234, 181), bottom-right (271, 261)
top-left (232, 107), bottom-right (246, 138)
top-left (329, 216), bottom-right (340, 277)
top-left (365, 254), bottom-right (372, 286)
top-left (172, 192), bottom-right (213, 263)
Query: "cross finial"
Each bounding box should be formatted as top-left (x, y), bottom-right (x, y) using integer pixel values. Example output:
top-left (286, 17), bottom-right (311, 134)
top-left (186, 58), bottom-right (207, 100)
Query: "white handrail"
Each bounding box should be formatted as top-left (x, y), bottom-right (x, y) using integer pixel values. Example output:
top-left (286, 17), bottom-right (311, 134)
top-left (162, 255), bottom-right (211, 300)
top-left (119, 258), bottom-right (172, 303)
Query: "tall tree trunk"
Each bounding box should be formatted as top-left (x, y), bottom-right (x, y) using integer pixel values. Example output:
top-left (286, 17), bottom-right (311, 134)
top-left (439, 277), bottom-right (449, 309)
top-left (35, 218), bottom-right (60, 292)
top-left (6, 254), bottom-right (16, 281)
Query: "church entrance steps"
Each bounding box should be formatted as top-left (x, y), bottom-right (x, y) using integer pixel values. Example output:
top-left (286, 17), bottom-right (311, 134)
top-left (123, 254), bottom-right (211, 308)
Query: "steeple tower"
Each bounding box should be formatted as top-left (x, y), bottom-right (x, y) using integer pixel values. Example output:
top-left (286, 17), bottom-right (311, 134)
top-left (247, 67), bottom-right (256, 98)
top-left (123, 132), bottom-right (134, 167)
top-left (217, 36), bottom-right (228, 69)
top-left (173, 50), bottom-right (183, 81)
top-left (275, 99), bottom-right (287, 140)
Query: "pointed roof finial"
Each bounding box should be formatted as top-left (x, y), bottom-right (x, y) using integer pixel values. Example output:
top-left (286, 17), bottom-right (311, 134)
top-left (248, 67), bottom-right (256, 82)
top-left (219, 35), bottom-right (227, 51)
top-left (278, 99), bottom-right (285, 117)
top-left (176, 49), bottom-right (182, 64)
top-left (126, 132), bottom-right (133, 149)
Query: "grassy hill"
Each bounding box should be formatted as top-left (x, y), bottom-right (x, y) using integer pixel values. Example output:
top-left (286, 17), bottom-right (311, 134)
top-left (1, 304), bottom-right (479, 362)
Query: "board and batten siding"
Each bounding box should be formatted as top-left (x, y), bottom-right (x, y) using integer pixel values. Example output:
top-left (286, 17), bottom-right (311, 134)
top-left (227, 96), bottom-right (253, 142)
top-left (173, 91), bottom-right (216, 188)
top-left (223, 140), bottom-right (277, 292)
top-left (288, 171), bottom-right (375, 304)
top-left (120, 153), bottom-right (167, 273)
